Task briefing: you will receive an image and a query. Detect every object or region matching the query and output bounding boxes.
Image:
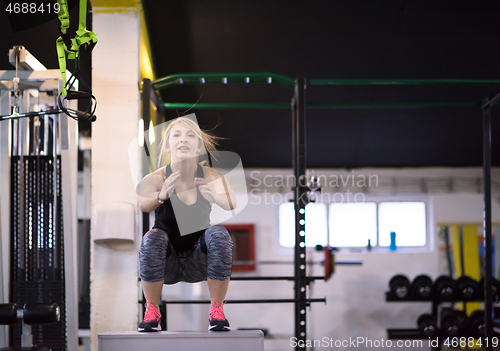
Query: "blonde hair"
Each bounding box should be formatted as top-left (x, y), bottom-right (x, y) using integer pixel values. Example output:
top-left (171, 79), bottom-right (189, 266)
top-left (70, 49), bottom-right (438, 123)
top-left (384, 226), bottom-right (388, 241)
top-left (157, 117), bottom-right (221, 168)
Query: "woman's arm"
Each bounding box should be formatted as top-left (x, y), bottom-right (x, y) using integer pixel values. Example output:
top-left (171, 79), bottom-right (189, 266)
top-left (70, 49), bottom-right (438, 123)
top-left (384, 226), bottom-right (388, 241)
top-left (138, 168), bottom-right (180, 213)
top-left (138, 171), bottom-right (163, 213)
top-left (196, 168), bottom-right (237, 211)
top-left (139, 196), bottom-right (163, 213)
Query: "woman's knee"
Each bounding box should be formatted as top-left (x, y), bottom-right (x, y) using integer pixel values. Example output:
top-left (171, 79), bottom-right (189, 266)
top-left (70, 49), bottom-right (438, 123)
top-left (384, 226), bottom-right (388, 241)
top-left (139, 230), bottom-right (171, 282)
top-left (140, 229), bottom-right (170, 256)
top-left (205, 225), bottom-right (233, 247)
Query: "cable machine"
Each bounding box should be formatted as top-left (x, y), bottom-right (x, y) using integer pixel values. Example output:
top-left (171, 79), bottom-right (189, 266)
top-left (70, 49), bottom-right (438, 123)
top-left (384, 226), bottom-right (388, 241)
top-left (143, 72), bottom-right (498, 350)
top-left (0, 47), bottom-right (80, 351)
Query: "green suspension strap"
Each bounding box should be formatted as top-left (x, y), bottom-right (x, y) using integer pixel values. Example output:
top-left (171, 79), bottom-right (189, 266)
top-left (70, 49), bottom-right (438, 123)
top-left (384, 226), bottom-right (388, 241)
top-left (56, 0), bottom-right (72, 95)
top-left (56, 0), bottom-right (97, 95)
top-left (56, 0), bottom-right (98, 121)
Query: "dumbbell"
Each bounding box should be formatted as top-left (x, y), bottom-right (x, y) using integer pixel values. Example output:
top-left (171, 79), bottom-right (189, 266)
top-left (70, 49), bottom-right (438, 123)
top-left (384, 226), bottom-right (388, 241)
top-left (0, 303), bottom-right (59, 325)
top-left (389, 274), bottom-right (411, 299)
top-left (468, 310), bottom-right (486, 338)
top-left (410, 275), bottom-right (433, 299)
top-left (456, 276), bottom-right (479, 300)
top-left (479, 277), bottom-right (500, 300)
top-left (434, 275), bottom-right (457, 301)
top-left (417, 313), bottom-right (438, 337)
top-left (22, 303), bottom-right (60, 324)
top-left (440, 308), bottom-right (467, 337)
top-left (0, 303), bottom-right (17, 325)
top-left (0, 303), bottom-right (60, 349)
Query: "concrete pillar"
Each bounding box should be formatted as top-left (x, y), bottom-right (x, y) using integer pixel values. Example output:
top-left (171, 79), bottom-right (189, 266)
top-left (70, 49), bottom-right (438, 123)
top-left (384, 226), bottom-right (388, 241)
top-left (91, 8), bottom-right (140, 351)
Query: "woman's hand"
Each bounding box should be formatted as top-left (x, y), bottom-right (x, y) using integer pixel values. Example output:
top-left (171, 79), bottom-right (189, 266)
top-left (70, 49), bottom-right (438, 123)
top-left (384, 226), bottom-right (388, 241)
top-left (159, 170), bottom-right (180, 201)
top-left (195, 175), bottom-right (237, 210)
top-left (195, 177), bottom-right (217, 204)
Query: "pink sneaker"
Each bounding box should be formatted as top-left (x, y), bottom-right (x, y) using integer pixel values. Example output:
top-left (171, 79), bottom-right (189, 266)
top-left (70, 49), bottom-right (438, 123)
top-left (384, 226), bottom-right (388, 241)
top-left (208, 299), bottom-right (230, 331)
top-left (138, 302), bottom-right (161, 332)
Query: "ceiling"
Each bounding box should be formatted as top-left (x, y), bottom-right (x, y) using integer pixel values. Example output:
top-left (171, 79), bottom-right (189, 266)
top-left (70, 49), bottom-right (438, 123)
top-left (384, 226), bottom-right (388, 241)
top-left (144, 0), bottom-right (500, 169)
top-left (2, 0), bottom-right (500, 168)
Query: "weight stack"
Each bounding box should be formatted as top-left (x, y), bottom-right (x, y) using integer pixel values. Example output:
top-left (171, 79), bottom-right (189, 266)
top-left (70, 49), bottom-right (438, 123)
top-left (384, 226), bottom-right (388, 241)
top-left (10, 155), bottom-right (66, 350)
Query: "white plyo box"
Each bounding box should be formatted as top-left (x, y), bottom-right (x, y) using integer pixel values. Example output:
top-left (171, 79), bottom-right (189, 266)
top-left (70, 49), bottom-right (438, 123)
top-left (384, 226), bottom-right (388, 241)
top-left (98, 330), bottom-right (264, 351)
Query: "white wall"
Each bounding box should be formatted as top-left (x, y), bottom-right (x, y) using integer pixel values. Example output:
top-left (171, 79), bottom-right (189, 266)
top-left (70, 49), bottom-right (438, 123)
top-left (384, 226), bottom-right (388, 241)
top-left (162, 167), bottom-right (500, 351)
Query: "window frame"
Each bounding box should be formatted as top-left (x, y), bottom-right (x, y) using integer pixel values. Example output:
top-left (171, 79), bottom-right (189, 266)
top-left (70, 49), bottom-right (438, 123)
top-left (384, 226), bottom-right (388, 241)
top-left (275, 194), bottom-right (434, 254)
top-left (278, 202), bottom-right (329, 249)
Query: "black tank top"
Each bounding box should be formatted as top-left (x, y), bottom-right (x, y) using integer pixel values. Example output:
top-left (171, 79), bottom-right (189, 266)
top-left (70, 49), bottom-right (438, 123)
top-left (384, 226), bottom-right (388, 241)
top-left (153, 164), bottom-right (211, 253)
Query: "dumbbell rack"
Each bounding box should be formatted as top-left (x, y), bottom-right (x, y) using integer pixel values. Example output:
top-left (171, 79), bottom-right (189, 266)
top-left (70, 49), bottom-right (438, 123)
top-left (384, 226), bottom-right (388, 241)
top-left (385, 291), bottom-right (498, 351)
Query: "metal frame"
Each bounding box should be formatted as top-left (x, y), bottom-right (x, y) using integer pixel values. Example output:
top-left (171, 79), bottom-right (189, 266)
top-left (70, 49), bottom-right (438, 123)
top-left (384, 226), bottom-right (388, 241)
top-left (140, 78), bottom-right (166, 242)
top-left (293, 77), bottom-right (308, 343)
top-left (141, 79), bottom-right (151, 237)
top-left (0, 88), bottom-right (11, 348)
top-left (162, 101), bottom-right (480, 110)
top-left (160, 298), bottom-right (326, 304)
top-left (145, 72), bottom-right (499, 349)
top-left (151, 72), bottom-right (295, 91)
top-left (0, 69), bottom-right (79, 351)
top-left (482, 92), bottom-right (499, 351)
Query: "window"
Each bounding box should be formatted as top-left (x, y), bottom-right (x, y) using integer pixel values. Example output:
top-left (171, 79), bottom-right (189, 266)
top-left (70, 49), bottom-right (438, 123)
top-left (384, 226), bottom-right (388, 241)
top-left (378, 202), bottom-right (427, 247)
top-left (279, 202), bottom-right (328, 248)
top-left (278, 198), bottom-right (430, 250)
top-left (329, 202), bottom-right (377, 247)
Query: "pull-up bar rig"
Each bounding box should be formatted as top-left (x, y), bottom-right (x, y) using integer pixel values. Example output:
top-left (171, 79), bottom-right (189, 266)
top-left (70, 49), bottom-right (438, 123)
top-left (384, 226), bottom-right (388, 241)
top-left (143, 73), bottom-right (499, 350)
top-left (0, 107), bottom-right (94, 121)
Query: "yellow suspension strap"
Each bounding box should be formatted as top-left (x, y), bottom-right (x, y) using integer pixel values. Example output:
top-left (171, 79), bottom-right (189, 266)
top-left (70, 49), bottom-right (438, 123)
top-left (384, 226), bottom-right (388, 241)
top-left (56, 0), bottom-right (98, 121)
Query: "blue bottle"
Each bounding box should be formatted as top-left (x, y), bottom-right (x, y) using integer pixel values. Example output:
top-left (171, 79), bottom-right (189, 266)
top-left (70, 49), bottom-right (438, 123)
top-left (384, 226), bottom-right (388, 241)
top-left (390, 232), bottom-right (397, 251)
